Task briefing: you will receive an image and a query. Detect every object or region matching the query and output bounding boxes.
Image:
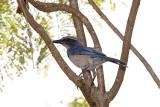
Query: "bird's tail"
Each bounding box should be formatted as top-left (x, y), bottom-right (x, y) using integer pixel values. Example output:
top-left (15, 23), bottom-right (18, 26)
top-left (106, 57), bottom-right (127, 67)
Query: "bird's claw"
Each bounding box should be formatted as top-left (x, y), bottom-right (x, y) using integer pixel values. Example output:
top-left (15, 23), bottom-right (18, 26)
top-left (76, 72), bottom-right (84, 89)
top-left (89, 80), bottom-right (94, 88)
top-left (78, 72), bottom-right (83, 79)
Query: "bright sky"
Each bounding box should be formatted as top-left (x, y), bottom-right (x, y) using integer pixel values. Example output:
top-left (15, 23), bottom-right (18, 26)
top-left (0, 0), bottom-right (160, 107)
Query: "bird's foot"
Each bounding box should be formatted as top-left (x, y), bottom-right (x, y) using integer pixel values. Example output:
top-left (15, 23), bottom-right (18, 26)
top-left (76, 71), bottom-right (84, 90)
top-left (78, 71), bottom-right (83, 79)
top-left (89, 79), bottom-right (95, 88)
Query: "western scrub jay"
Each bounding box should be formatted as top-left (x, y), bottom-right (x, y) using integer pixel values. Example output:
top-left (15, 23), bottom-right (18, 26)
top-left (53, 36), bottom-right (126, 85)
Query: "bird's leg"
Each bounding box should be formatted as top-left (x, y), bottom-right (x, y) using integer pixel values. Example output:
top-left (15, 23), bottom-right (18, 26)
top-left (78, 71), bottom-right (83, 79)
top-left (90, 69), bottom-right (96, 87)
top-left (78, 69), bottom-right (89, 79)
top-left (76, 69), bottom-right (86, 89)
top-left (78, 66), bottom-right (90, 78)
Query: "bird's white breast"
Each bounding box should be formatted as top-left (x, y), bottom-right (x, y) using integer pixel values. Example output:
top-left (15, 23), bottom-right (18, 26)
top-left (69, 55), bottom-right (93, 70)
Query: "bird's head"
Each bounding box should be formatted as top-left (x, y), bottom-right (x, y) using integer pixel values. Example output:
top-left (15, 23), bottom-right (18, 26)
top-left (53, 36), bottom-right (83, 49)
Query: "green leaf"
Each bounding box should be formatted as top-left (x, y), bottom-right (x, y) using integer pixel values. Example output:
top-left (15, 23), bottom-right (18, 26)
top-left (6, 17), bottom-right (18, 33)
top-left (0, 51), bottom-right (3, 56)
top-left (37, 45), bottom-right (48, 66)
top-left (59, 0), bottom-right (68, 3)
top-left (93, 0), bottom-right (105, 6)
top-left (68, 97), bottom-right (89, 107)
top-left (19, 55), bottom-right (25, 65)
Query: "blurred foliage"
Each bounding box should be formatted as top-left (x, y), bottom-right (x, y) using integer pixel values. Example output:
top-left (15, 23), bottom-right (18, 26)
top-left (59, 0), bottom-right (68, 4)
top-left (0, 0), bottom-right (32, 80)
top-left (0, 0), bottom-right (76, 84)
top-left (109, 0), bottom-right (116, 11)
top-left (0, 0), bottom-right (11, 14)
top-left (68, 97), bottom-right (89, 107)
top-left (0, 0), bottom-right (53, 82)
top-left (0, 0), bottom-right (119, 90)
top-left (94, 0), bottom-right (116, 11)
top-left (58, 0), bottom-right (105, 6)
top-left (93, 0), bottom-right (105, 6)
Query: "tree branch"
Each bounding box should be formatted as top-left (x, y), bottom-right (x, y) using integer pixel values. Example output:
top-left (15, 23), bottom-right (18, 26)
top-left (69, 1), bottom-right (106, 106)
top-left (27, 0), bottom-right (101, 49)
top-left (96, 65), bottom-right (106, 107)
top-left (17, 0), bottom-right (81, 86)
top-left (108, 0), bottom-right (141, 101)
top-left (26, 1), bottom-right (107, 105)
top-left (69, 1), bottom-right (94, 106)
top-left (69, 0), bottom-right (87, 46)
top-left (88, 0), bottom-right (160, 89)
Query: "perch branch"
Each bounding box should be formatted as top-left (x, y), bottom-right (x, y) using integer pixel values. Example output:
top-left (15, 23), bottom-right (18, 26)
top-left (108, 0), bottom-right (141, 101)
top-left (69, 0), bottom-right (87, 46)
top-left (69, 0), bottom-right (93, 88)
top-left (27, 1), bottom-right (107, 104)
top-left (88, 0), bottom-right (160, 89)
top-left (27, 0), bottom-right (100, 49)
top-left (17, 0), bottom-right (81, 86)
top-left (69, 1), bottom-right (105, 106)
top-left (69, 0), bottom-right (94, 105)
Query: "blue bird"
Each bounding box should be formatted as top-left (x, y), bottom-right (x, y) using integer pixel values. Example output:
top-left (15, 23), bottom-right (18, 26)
top-left (53, 36), bottom-right (126, 85)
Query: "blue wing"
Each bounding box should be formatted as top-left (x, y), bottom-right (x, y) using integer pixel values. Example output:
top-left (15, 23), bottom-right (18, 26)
top-left (67, 47), bottom-right (107, 59)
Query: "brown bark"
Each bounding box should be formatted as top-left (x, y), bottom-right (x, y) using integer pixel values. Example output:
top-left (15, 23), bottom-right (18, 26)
top-left (69, 0), bottom-right (87, 46)
top-left (88, 0), bottom-right (160, 89)
top-left (108, 0), bottom-right (140, 100)
top-left (69, 1), bottom-right (106, 107)
top-left (16, 0), bottom-right (153, 107)
top-left (17, 0), bottom-right (82, 87)
top-left (16, 0), bottom-right (28, 13)
top-left (27, 0), bottom-right (101, 48)
top-left (69, 0), bottom-right (93, 106)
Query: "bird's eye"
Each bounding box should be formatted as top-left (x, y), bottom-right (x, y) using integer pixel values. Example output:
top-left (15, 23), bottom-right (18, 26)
top-left (66, 38), bottom-right (74, 42)
top-left (66, 38), bottom-right (70, 41)
top-left (62, 38), bottom-right (71, 44)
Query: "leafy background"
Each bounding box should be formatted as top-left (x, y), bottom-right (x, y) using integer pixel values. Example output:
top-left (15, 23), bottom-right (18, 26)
top-left (0, 0), bottom-right (111, 88)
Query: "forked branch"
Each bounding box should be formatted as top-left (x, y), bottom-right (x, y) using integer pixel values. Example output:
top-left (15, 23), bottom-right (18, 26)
top-left (108, 0), bottom-right (141, 101)
top-left (27, 0), bottom-right (101, 49)
top-left (17, 0), bottom-right (81, 86)
top-left (88, 0), bottom-right (160, 89)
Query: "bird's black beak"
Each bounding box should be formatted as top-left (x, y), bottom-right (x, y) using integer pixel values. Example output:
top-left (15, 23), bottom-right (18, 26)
top-left (53, 39), bottom-right (63, 44)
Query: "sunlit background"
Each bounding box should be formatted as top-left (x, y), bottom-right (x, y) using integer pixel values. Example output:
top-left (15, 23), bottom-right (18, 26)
top-left (0, 0), bottom-right (160, 107)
